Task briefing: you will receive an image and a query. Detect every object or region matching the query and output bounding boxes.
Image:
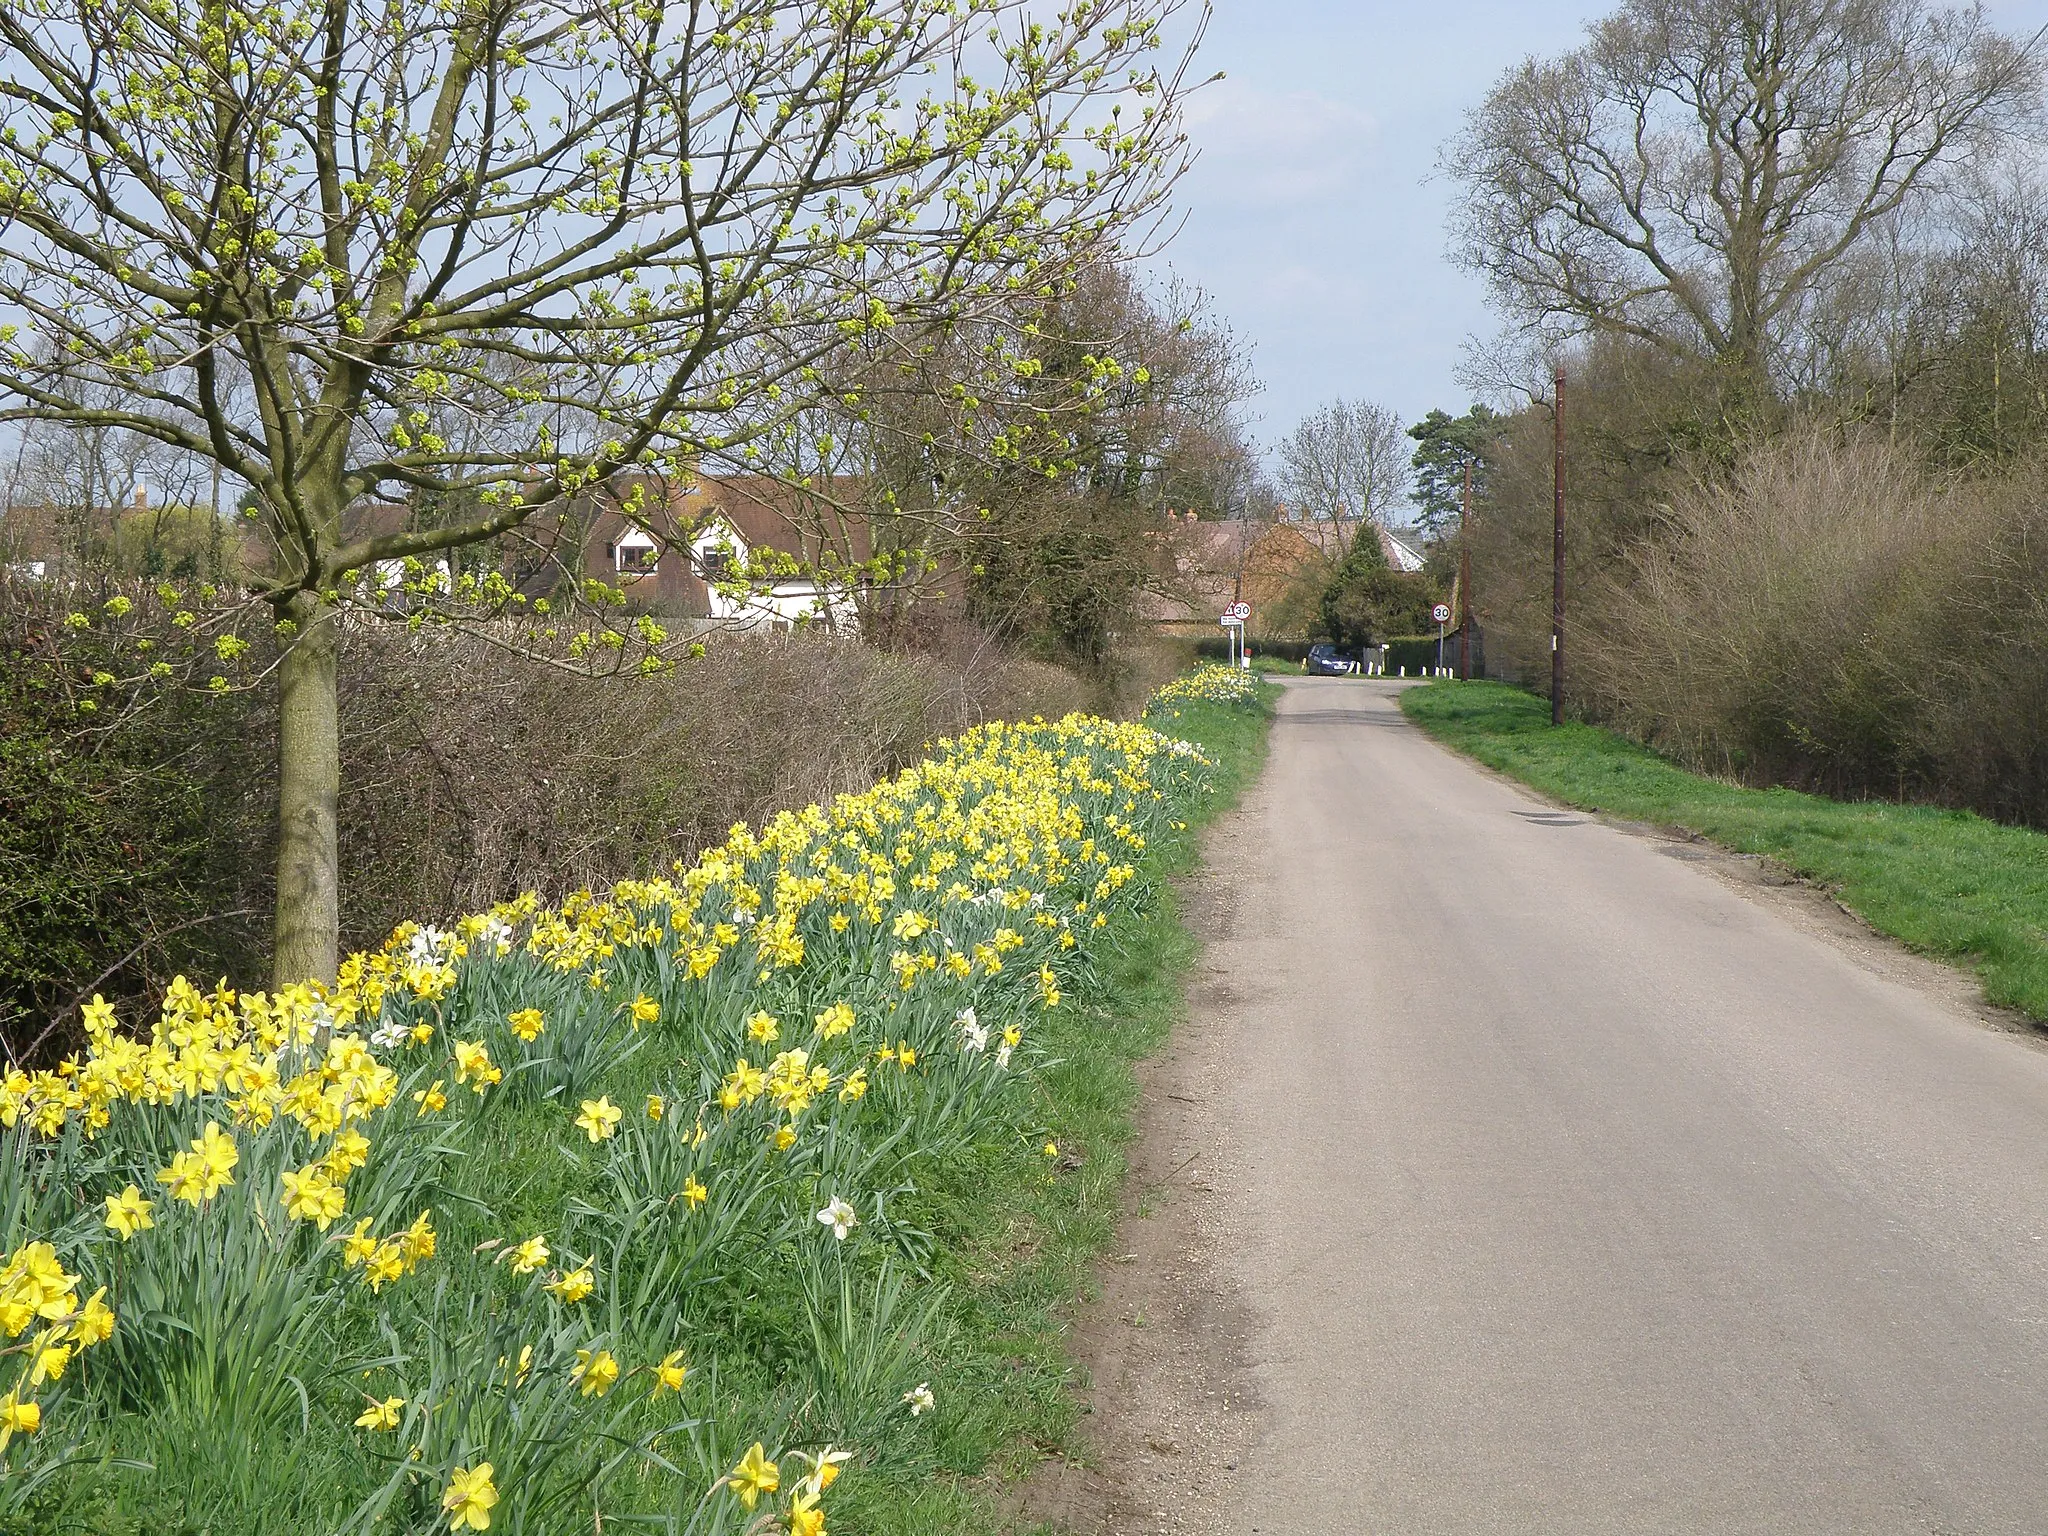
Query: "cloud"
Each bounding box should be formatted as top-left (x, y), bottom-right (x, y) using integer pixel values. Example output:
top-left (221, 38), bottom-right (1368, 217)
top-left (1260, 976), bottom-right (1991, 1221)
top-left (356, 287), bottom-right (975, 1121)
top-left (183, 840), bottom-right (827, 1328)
top-left (1180, 79), bottom-right (1380, 210)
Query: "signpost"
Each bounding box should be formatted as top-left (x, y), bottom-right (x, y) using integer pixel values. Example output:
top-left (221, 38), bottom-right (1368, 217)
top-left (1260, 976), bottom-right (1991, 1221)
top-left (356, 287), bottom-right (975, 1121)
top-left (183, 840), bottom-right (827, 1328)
top-left (1432, 602), bottom-right (1452, 675)
top-left (1219, 604), bottom-right (1249, 669)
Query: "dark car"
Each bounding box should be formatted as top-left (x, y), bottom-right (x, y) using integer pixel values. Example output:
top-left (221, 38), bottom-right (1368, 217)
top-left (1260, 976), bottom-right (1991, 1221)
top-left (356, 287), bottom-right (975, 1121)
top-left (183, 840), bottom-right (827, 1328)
top-left (1303, 643), bottom-right (1353, 676)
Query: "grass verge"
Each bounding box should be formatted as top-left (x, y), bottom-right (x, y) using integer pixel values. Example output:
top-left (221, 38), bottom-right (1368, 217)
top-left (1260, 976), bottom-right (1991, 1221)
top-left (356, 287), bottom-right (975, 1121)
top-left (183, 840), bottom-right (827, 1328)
top-left (6, 688), bottom-right (1273, 1536)
top-left (1401, 681), bottom-right (2048, 1022)
top-left (844, 684), bottom-right (1275, 1534)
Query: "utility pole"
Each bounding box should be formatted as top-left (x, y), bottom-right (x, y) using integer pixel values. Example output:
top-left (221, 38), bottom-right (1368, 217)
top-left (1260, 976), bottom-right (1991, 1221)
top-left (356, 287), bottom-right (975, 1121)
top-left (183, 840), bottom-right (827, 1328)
top-left (1458, 460), bottom-right (1473, 681)
top-left (1551, 366), bottom-right (1567, 726)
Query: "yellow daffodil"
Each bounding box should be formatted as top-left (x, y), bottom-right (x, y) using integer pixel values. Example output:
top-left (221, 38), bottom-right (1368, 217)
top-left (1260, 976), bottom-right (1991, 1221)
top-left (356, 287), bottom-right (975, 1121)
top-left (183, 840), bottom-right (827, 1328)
top-left (354, 1395), bottom-right (404, 1430)
top-left (400, 1210), bottom-right (437, 1268)
top-left (442, 1463), bottom-right (498, 1532)
top-left (574, 1097), bottom-right (622, 1142)
top-left (572, 1347), bottom-right (619, 1397)
top-left (157, 1121), bottom-right (237, 1204)
top-left (654, 1350), bottom-right (688, 1392)
top-left (645, 1093), bottom-right (664, 1121)
top-left (341, 1218), bottom-right (379, 1268)
top-left (546, 1264), bottom-right (595, 1304)
top-left (506, 1235), bottom-right (549, 1275)
top-left (451, 1039), bottom-right (500, 1090)
top-left (363, 1241), bottom-right (405, 1292)
top-left (0, 1391), bottom-right (39, 1450)
top-left (414, 1079), bottom-right (447, 1114)
top-left (507, 1008), bottom-right (545, 1041)
top-left (104, 1185), bottom-right (153, 1239)
top-left (281, 1165), bottom-right (347, 1230)
top-left (745, 1010), bottom-right (779, 1043)
top-left (729, 1442), bottom-right (780, 1509)
top-left (29, 1343), bottom-right (69, 1385)
top-left (789, 1489), bottom-right (827, 1536)
top-left (629, 993), bottom-right (660, 1027)
top-left (70, 1289), bottom-right (114, 1347)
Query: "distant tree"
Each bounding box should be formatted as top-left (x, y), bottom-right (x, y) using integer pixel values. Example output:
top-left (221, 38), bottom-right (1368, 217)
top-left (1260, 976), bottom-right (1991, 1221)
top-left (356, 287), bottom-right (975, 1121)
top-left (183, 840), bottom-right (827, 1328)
top-left (1446, 0), bottom-right (2043, 399)
top-left (1275, 398), bottom-right (1409, 526)
top-left (1318, 521), bottom-right (1436, 647)
top-left (1407, 405), bottom-right (1501, 535)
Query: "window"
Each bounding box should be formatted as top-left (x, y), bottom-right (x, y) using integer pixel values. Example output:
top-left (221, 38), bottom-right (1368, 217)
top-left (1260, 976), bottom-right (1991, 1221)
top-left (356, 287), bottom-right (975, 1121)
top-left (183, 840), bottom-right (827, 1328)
top-left (615, 532), bottom-right (659, 574)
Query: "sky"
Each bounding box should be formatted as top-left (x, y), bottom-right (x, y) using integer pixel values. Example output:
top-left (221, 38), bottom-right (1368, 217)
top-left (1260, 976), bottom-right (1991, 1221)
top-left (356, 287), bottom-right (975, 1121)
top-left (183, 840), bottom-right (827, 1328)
top-left (1153, 0), bottom-right (2048, 451)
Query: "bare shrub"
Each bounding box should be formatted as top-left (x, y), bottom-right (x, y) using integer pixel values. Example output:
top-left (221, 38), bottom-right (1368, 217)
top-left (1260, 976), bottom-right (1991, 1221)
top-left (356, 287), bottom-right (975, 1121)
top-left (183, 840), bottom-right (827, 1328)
top-left (332, 626), bottom-right (1097, 947)
top-left (1588, 431), bottom-right (2048, 824)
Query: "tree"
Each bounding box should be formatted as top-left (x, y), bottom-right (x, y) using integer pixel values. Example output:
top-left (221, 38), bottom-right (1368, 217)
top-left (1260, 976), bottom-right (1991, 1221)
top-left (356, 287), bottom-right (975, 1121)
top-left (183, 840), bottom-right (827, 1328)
top-left (1446, 0), bottom-right (2043, 397)
top-left (1274, 397), bottom-right (1409, 527)
top-left (785, 266), bottom-right (1262, 671)
top-left (1318, 523), bottom-right (1435, 648)
top-left (1407, 405), bottom-right (1501, 535)
top-left (0, 0), bottom-right (1196, 984)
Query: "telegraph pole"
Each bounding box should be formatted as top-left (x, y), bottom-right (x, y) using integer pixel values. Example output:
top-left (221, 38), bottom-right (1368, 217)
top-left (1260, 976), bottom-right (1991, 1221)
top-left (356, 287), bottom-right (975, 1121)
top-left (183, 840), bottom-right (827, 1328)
top-left (1458, 460), bottom-right (1473, 681)
top-left (1551, 366), bottom-right (1567, 726)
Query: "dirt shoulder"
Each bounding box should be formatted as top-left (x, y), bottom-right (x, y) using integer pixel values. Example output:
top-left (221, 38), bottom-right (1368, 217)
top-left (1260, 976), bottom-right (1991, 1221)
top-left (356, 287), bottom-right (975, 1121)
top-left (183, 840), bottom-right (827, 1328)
top-left (1010, 809), bottom-right (1267, 1536)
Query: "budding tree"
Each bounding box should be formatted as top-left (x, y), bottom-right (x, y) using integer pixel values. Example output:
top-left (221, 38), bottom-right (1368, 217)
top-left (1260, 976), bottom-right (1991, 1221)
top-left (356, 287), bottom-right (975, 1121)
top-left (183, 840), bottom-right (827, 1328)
top-left (0, 0), bottom-right (1196, 984)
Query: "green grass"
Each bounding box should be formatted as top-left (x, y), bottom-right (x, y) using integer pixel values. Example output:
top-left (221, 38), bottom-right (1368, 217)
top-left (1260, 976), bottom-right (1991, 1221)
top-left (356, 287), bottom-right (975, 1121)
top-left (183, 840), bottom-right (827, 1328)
top-left (1402, 681), bottom-right (2048, 1022)
top-left (843, 684), bottom-right (1275, 1533)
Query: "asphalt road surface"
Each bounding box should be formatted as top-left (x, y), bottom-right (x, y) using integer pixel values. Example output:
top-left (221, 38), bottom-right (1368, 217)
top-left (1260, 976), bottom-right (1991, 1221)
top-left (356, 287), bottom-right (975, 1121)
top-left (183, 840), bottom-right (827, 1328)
top-left (1199, 678), bottom-right (2048, 1535)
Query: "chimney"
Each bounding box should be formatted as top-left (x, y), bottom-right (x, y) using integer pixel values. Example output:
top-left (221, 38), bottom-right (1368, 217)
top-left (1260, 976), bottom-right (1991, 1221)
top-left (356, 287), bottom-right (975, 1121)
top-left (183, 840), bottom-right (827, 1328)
top-left (133, 485), bottom-right (148, 510)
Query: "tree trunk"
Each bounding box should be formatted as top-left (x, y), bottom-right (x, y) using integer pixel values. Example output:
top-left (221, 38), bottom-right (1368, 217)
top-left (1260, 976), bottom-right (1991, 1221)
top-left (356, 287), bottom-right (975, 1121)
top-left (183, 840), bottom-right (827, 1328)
top-left (273, 589), bottom-right (341, 988)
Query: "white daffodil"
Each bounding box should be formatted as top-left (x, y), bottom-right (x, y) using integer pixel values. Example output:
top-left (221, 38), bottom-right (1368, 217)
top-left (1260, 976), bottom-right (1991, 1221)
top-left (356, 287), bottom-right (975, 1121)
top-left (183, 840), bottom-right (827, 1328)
top-left (903, 1382), bottom-right (935, 1416)
top-left (956, 1007), bottom-right (988, 1052)
top-left (406, 924), bottom-right (450, 962)
top-left (815, 1196), bottom-right (859, 1241)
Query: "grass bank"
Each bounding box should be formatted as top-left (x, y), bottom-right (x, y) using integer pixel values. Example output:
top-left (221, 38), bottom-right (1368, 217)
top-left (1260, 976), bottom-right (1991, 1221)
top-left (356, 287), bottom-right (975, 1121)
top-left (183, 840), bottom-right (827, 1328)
top-left (1402, 681), bottom-right (2048, 1023)
top-left (876, 682), bottom-right (1275, 1534)
top-left (3, 677), bottom-right (1273, 1536)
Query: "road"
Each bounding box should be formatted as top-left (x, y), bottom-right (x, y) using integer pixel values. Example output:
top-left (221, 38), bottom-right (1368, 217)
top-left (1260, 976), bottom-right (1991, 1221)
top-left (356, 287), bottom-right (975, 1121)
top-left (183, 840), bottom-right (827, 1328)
top-left (1104, 678), bottom-right (2048, 1535)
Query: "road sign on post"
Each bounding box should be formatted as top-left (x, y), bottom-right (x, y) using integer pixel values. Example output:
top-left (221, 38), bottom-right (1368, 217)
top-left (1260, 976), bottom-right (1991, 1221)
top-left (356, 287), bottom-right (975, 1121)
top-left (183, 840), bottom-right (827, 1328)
top-left (1219, 611), bottom-right (1244, 668)
top-left (1431, 603), bottom-right (1452, 625)
top-left (1228, 601), bottom-right (1251, 620)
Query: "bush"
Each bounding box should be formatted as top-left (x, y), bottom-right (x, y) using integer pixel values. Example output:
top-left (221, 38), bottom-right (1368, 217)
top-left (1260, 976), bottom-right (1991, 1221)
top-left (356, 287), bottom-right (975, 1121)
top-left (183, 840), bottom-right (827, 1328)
top-left (1319, 530), bottom-right (1439, 649)
top-left (1585, 432), bottom-right (2048, 826)
top-left (0, 576), bottom-right (270, 1062)
top-left (333, 626), bottom-right (1097, 948)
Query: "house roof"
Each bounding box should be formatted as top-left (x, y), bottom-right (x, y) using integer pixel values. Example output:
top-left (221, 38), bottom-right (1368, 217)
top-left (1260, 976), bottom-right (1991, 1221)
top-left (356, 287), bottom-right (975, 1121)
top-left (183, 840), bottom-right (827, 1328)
top-left (1379, 527), bottom-right (1429, 572)
top-left (692, 474), bottom-right (876, 569)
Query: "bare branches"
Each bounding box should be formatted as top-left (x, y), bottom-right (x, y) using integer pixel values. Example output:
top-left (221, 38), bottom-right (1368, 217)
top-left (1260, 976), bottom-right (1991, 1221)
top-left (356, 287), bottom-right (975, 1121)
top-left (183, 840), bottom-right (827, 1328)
top-left (1445, 0), bottom-right (2045, 392)
top-left (1275, 399), bottom-right (1410, 529)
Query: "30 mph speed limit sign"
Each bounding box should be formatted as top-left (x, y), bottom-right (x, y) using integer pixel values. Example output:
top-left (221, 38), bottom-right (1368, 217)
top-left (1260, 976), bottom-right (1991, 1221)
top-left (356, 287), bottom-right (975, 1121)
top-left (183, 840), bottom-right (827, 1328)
top-left (1431, 603), bottom-right (1452, 625)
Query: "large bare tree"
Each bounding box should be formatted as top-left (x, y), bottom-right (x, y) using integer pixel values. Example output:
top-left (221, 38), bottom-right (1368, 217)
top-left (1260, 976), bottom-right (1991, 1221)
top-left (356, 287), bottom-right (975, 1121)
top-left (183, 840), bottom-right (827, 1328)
top-left (1274, 397), bottom-right (1409, 527)
top-left (1446, 0), bottom-right (2043, 393)
top-left (0, 0), bottom-right (1197, 984)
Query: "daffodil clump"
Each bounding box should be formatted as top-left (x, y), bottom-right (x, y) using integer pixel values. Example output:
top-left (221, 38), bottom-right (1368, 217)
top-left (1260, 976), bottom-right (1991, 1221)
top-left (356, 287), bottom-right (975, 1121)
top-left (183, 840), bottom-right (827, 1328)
top-left (1147, 662), bottom-right (1262, 714)
top-left (0, 703), bottom-right (1245, 1530)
